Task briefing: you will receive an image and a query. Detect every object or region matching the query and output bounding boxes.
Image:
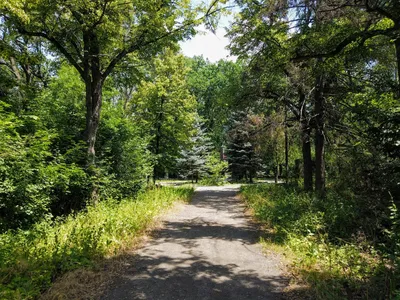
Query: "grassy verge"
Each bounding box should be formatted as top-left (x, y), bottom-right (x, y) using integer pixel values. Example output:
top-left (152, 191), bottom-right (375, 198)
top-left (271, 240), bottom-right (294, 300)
top-left (0, 186), bottom-right (194, 299)
top-left (240, 184), bottom-right (399, 299)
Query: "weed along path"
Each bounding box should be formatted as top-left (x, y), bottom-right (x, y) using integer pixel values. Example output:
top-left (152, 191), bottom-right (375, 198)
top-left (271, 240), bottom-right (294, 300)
top-left (101, 185), bottom-right (288, 300)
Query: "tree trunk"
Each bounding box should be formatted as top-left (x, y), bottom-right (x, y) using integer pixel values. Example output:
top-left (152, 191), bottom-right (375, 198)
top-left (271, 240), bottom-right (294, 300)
top-left (284, 103), bottom-right (289, 184)
top-left (301, 125), bottom-right (313, 191)
top-left (83, 31), bottom-right (103, 205)
top-left (294, 159), bottom-right (301, 180)
top-left (314, 72), bottom-right (325, 196)
top-left (153, 130), bottom-right (160, 184)
top-left (85, 76), bottom-right (102, 205)
top-left (86, 80), bottom-right (102, 165)
top-left (153, 96), bottom-right (166, 184)
top-left (395, 38), bottom-right (400, 99)
top-left (299, 91), bottom-right (313, 191)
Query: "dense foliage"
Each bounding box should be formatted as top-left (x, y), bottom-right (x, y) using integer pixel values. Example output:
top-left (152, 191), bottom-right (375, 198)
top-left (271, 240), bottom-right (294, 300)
top-left (0, 186), bottom-right (193, 299)
top-left (241, 184), bottom-right (400, 298)
top-left (0, 0), bottom-right (399, 298)
top-left (230, 1), bottom-right (400, 297)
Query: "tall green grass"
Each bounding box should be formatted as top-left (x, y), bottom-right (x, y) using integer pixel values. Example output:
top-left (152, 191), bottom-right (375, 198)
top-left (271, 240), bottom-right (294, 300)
top-left (0, 186), bottom-right (193, 299)
top-left (241, 184), bottom-right (399, 299)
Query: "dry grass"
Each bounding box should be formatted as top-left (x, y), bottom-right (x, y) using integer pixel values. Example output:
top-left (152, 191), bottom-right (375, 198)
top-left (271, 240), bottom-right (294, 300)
top-left (40, 195), bottom-right (190, 300)
top-left (40, 235), bottom-right (147, 300)
top-left (40, 268), bottom-right (113, 300)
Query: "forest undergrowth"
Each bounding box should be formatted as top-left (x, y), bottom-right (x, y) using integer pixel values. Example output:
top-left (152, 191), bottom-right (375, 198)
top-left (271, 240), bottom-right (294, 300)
top-left (241, 184), bottom-right (400, 299)
top-left (0, 186), bottom-right (193, 299)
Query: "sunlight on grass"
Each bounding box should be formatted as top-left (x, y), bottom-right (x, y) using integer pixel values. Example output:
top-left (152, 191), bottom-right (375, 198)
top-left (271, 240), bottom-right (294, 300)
top-left (0, 187), bottom-right (194, 299)
top-left (241, 184), bottom-right (399, 299)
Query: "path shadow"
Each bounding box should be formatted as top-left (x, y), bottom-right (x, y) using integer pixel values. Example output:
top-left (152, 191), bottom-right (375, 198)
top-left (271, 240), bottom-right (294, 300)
top-left (101, 254), bottom-right (287, 300)
top-left (190, 188), bottom-right (245, 214)
top-left (101, 187), bottom-right (288, 300)
top-left (148, 220), bottom-right (258, 250)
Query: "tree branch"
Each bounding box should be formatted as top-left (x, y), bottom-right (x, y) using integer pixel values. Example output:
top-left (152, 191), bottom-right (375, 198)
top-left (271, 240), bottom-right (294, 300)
top-left (103, 1), bottom-right (226, 79)
top-left (16, 27), bottom-right (84, 78)
top-left (292, 27), bottom-right (398, 62)
top-left (90, 0), bottom-right (110, 29)
top-left (364, 0), bottom-right (396, 21)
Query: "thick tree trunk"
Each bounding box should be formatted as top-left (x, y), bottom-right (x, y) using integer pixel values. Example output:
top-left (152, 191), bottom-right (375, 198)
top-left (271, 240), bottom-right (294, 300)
top-left (299, 90), bottom-right (313, 191)
top-left (83, 31), bottom-right (103, 205)
top-left (314, 73), bottom-right (325, 196)
top-left (85, 76), bottom-right (103, 205)
top-left (86, 81), bottom-right (102, 165)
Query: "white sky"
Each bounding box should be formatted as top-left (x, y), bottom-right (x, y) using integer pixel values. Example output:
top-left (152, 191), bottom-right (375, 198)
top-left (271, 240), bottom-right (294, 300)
top-left (179, 2), bottom-right (237, 63)
top-left (179, 25), bottom-right (236, 62)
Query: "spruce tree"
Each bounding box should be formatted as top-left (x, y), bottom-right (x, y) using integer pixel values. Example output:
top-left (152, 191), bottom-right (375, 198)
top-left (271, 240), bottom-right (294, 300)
top-left (177, 121), bottom-right (213, 183)
top-left (226, 111), bottom-right (261, 183)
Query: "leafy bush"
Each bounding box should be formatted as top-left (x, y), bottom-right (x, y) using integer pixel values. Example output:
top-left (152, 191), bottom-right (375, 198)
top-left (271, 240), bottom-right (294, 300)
top-left (0, 186), bottom-right (193, 299)
top-left (96, 100), bottom-right (153, 199)
top-left (241, 184), bottom-right (400, 299)
top-left (200, 152), bottom-right (228, 186)
top-left (0, 65), bottom-right (155, 231)
top-left (0, 101), bottom-right (89, 231)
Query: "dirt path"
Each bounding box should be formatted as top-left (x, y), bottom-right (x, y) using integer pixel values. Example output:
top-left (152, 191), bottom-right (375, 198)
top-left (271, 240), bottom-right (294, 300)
top-left (101, 185), bottom-right (287, 300)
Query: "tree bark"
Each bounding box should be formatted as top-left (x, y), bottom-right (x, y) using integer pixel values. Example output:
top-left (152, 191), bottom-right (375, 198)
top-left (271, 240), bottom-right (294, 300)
top-left (86, 78), bottom-right (102, 166)
top-left (284, 103), bottom-right (289, 184)
top-left (274, 165), bottom-right (279, 184)
top-left (153, 129), bottom-right (161, 184)
top-left (395, 38), bottom-right (400, 99)
top-left (153, 96), bottom-right (166, 184)
top-left (83, 31), bottom-right (103, 205)
top-left (314, 72), bottom-right (325, 196)
top-left (299, 91), bottom-right (313, 191)
top-left (85, 80), bottom-right (102, 204)
top-left (302, 125), bottom-right (313, 191)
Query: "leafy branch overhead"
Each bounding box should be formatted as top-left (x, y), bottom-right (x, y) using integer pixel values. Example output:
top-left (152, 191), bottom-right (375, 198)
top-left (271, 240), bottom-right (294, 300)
top-left (3, 0), bottom-right (226, 80)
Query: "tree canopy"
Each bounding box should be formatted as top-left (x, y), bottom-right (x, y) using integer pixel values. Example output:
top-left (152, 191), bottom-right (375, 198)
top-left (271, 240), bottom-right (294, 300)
top-left (0, 0), bottom-right (399, 298)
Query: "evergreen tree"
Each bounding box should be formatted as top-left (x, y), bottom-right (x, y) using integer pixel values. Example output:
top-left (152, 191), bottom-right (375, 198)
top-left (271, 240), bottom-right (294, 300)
top-left (177, 121), bottom-right (213, 183)
top-left (226, 111), bottom-right (261, 183)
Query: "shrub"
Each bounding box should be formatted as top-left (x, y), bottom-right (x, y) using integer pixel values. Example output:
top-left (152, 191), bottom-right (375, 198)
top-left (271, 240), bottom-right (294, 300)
top-left (200, 152), bottom-right (228, 186)
top-left (241, 184), bottom-right (399, 299)
top-left (0, 186), bottom-right (193, 299)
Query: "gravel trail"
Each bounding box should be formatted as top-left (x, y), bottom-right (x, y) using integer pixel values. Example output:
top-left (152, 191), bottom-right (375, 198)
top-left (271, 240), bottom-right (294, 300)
top-left (101, 185), bottom-right (287, 300)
